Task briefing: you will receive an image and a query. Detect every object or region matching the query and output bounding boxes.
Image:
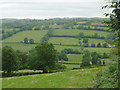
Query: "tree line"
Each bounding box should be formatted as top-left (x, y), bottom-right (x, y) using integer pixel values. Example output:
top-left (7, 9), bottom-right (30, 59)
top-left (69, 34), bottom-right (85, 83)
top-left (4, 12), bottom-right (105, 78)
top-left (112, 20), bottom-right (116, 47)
top-left (2, 42), bottom-right (66, 75)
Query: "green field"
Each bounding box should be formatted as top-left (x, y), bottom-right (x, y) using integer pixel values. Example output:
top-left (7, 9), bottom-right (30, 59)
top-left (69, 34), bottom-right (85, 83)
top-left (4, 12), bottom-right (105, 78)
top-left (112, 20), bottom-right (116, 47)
top-left (3, 30), bottom-right (48, 43)
top-left (85, 39), bottom-right (106, 45)
top-left (53, 29), bottom-right (110, 37)
top-left (2, 43), bottom-right (37, 52)
top-left (54, 45), bottom-right (111, 54)
top-left (49, 37), bottom-right (106, 45)
top-left (49, 37), bottom-right (79, 45)
top-left (2, 42), bottom-right (111, 53)
top-left (2, 67), bottom-right (106, 88)
top-left (67, 54), bottom-right (83, 63)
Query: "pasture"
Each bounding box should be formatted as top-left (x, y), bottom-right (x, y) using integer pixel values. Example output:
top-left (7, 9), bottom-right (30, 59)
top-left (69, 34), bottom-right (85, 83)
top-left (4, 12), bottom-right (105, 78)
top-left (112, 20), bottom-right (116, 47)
top-left (49, 37), bottom-right (79, 45)
top-left (2, 67), bottom-right (106, 88)
top-left (53, 29), bottom-right (110, 37)
top-left (3, 30), bottom-right (48, 43)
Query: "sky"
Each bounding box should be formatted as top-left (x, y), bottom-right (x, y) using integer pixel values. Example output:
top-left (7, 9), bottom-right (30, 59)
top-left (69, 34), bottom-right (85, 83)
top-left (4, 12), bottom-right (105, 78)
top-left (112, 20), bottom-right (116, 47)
top-left (0, 0), bottom-right (111, 19)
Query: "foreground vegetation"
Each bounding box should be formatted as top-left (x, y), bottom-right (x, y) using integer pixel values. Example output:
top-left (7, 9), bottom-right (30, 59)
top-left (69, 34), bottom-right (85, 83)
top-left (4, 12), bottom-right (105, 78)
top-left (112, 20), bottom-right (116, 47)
top-left (2, 67), bottom-right (105, 88)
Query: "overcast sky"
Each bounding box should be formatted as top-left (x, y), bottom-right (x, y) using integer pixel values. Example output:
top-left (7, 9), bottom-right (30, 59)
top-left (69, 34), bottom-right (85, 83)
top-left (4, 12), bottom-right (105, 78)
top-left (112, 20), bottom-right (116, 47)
top-left (0, 0), bottom-right (111, 19)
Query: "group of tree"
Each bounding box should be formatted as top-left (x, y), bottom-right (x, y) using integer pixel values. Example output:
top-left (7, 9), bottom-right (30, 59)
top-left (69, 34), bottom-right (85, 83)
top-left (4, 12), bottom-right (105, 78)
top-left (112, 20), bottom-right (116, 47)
top-left (41, 30), bottom-right (53, 42)
top-left (93, 0), bottom-right (120, 87)
top-left (61, 48), bottom-right (81, 54)
top-left (2, 42), bottom-right (66, 74)
top-left (78, 32), bottom-right (105, 40)
top-left (23, 38), bottom-right (35, 44)
top-left (80, 51), bottom-right (107, 67)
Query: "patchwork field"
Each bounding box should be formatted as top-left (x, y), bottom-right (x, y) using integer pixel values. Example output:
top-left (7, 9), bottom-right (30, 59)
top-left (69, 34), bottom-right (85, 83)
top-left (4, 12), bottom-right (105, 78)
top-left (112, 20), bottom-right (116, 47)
top-left (49, 37), bottom-right (79, 45)
top-left (2, 67), bottom-right (106, 88)
top-left (54, 45), bottom-right (111, 54)
top-left (3, 30), bottom-right (48, 43)
top-left (53, 29), bottom-right (110, 37)
top-left (67, 54), bottom-right (83, 63)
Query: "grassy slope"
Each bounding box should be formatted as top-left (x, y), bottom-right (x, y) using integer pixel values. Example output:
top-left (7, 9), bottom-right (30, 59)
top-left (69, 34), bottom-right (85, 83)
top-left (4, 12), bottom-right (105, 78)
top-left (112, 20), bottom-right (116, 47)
top-left (67, 54), bottom-right (83, 63)
top-left (49, 37), bottom-right (79, 45)
top-left (49, 37), bottom-right (106, 45)
top-left (2, 67), bottom-right (106, 88)
top-left (2, 29), bottom-right (111, 53)
top-left (3, 30), bottom-right (48, 43)
top-left (2, 43), bottom-right (37, 52)
top-left (53, 29), bottom-right (110, 37)
top-left (54, 45), bottom-right (111, 54)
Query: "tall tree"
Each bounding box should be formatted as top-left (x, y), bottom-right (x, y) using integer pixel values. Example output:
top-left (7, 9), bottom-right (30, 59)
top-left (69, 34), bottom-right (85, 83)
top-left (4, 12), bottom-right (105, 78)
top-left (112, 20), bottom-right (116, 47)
top-left (35, 42), bottom-right (58, 73)
top-left (2, 47), bottom-right (18, 73)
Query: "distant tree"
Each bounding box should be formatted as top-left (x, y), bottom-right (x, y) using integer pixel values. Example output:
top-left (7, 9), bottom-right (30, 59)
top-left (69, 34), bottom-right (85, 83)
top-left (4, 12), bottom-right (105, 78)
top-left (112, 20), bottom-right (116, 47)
top-left (58, 52), bottom-right (68, 61)
top-left (24, 37), bottom-right (29, 44)
top-left (29, 39), bottom-right (34, 44)
top-left (2, 30), bottom-right (4, 33)
top-left (2, 47), bottom-right (18, 73)
top-left (80, 51), bottom-right (91, 67)
top-left (103, 43), bottom-right (108, 48)
top-left (91, 52), bottom-right (99, 65)
top-left (83, 38), bottom-right (88, 43)
top-left (103, 61), bottom-right (106, 65)
top-left (79, 41), bottom-right (82, 46)
top-left (97, 43), bottom-right (102, 47)
top-left (91, 43), bottom-right (95, 47)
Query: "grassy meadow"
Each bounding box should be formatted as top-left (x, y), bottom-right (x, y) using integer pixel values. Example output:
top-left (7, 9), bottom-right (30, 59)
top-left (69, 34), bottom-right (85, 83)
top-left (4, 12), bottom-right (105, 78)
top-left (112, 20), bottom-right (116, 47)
top-left (53, 29), bottom-right (110, 37)
top-left (3, 30), bottom-right (48, 43)
top-left (2, 67), bottom-right (106, 88)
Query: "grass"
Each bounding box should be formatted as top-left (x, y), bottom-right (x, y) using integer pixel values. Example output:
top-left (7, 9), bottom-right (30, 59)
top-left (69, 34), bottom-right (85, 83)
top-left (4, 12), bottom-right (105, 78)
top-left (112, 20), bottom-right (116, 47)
top-left (63, 64), bottom-right (80, 70)
top-left (49, 37), bottom-right (106, 46)
top-left (54, 45), bottom-right (112, 54)
top-left (3, 30), bottom-right (48, 43)
top-left (53, 29), bottom-right (110, 37)
top-left (2, 43), bottom-right (37, 52)
top-left (67, 54), bottom-right (83, 63)
top-left (2, 42), bottom-right (112, 53)
top-left (86, 39), bottom-right (106, 45)
top-left (2, 67), bottom-right (106, 88)
top-left (49, 37), bottom-right (79, 45)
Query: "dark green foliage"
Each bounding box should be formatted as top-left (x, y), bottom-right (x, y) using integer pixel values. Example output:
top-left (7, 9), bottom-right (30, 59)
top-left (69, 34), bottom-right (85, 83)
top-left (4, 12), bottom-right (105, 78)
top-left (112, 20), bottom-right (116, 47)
top-left (41, 30), bottom-right (53, 42)
top-left (97, 43), bottom-right (102, 47)
top-left (2, 47), bottom-right (18, 73)
top-left (102, 53), bottom-right (109, 59)
top-left (103, 43), bottom-right (108, 48)
top-left (93, 55), bottom-right (118, 88)
top-left (57, 51), bottom-right (68, 61)
top-left (80, 51), bottom-right (91, 67)
top-left (83, 43), bottom-right (89, 47)
top-left (24, 37), bottom-right (29, 44)
top-left (91, 52), bottom-right (99, 65)
top-left (91, 43), bottom-right (95, 47)
top-left (55, 63), bottom-right (67, 70)
top-left (34, 42), bottom-right (58, 72)
top-left (29, 38), bottom-right (34, 44)
top-left (17, 52), bottom-right (28, 69)
top-left (78, 32), bottom-right (84, 38)
top-left (61, 48), bottom-right (80, 54)
top-left (105, 34), bottom-right (114, 44)
top-left (83, 38), bottom-right (88, 43)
